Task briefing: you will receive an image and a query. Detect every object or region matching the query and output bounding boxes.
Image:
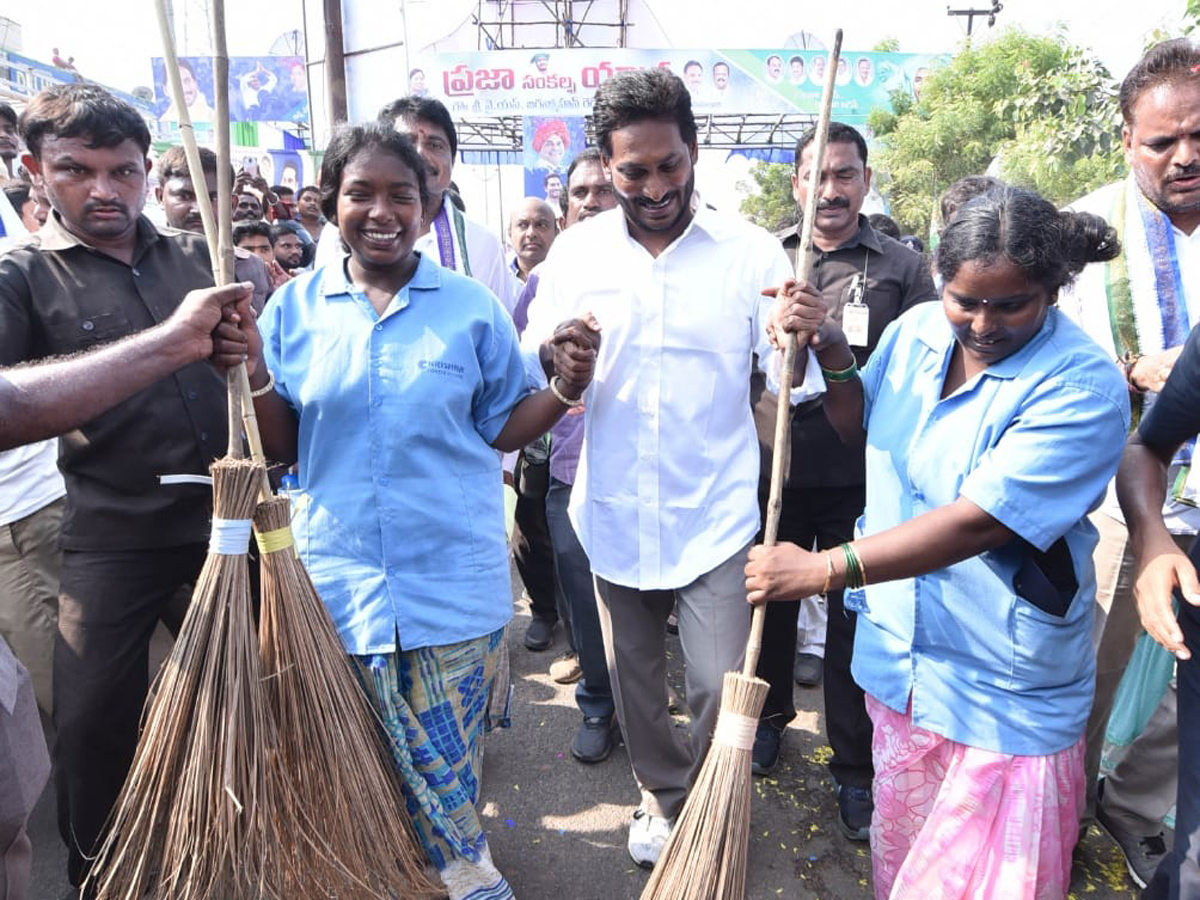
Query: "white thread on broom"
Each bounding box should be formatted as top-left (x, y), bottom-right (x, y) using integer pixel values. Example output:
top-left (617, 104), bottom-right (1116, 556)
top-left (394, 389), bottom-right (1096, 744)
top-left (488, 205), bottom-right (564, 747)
top-left (159, 474), bottom-right (214, 485)
top-left (713, 709), bottom-right (758, 750)
top-left (209, 516), bottom-right (253, 554)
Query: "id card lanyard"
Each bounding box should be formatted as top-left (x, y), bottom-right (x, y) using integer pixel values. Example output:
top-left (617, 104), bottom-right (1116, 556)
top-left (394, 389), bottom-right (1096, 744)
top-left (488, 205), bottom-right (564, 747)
top-left (842, 251), bottom-right (870, 347)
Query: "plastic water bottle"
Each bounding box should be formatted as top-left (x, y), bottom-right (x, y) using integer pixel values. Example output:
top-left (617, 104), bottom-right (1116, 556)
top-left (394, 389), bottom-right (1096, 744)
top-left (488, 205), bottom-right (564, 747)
top-left (278, 472), bottom-right (299, 497)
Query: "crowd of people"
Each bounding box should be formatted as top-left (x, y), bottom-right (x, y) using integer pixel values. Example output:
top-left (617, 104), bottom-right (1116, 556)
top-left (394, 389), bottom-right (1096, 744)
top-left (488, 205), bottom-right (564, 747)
top-left (0, 34), bottom-right (1198, 900)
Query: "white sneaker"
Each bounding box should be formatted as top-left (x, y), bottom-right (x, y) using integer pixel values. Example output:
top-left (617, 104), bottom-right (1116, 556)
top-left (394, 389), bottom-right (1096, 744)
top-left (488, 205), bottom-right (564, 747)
top-left (627, 808), bottom-right (674, 869)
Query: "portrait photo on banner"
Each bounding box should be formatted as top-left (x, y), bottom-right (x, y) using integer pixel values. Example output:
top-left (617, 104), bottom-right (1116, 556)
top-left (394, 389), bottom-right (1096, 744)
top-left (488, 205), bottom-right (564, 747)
top-left (523, 116), bottom-right (587, 203)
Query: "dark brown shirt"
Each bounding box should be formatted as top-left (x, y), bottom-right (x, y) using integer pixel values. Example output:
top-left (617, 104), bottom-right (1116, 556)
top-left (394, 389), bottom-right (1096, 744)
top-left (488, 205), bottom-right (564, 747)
top-left (752, 216), bottom-right (937, 488)
top-left (0, 213), bottom-right (227, 550)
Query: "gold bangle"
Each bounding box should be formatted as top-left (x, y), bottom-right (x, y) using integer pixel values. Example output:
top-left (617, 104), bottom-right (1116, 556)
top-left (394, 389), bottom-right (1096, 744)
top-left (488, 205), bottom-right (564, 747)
top-left (249, 371), bottom-right (275, 398)
top-left (549, 375), bottom-right (584, 408)
top-left (821, 551), bottom-right (834, 595)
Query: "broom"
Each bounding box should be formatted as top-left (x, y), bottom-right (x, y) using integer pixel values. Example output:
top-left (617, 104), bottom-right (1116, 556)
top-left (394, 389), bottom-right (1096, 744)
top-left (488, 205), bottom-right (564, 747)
top-left (254, 497), bottom-right (442, 899)
top-left (638, 31), bottom-right (844, 900)
top-left (83, 7), bottom-right (273, 898)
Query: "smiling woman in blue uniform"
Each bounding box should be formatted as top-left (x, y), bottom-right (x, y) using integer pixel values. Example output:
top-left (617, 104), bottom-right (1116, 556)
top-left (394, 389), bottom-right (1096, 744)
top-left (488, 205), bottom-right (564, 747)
top-left (237, 122), bottom-right (597, 900)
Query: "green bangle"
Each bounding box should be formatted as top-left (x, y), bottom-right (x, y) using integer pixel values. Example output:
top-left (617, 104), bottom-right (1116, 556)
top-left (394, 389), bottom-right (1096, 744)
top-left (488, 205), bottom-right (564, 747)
top-left (840, 542), bottom-right (865, 590)
top-left (821, 359), bottom-right (859, 383)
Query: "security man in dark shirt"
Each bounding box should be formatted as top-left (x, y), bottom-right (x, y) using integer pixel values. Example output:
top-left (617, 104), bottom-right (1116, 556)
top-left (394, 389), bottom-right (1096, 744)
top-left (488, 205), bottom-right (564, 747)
top-left (750, 123), bottom-right (937, 841)
top-left (0, 84), bottom-right (228, 893)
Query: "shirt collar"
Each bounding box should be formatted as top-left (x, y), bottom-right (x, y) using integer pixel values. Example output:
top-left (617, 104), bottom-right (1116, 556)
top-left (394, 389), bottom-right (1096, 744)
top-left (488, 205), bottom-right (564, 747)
top-left (915, 305), bottom-right (1061, 381)
top-left (782, 215), bottom-right (881, 255)
top-left (606, 197), bottom-right (726, 250)
top-left (35, 210), bottom-right (162, 259)
top-left (320, 249), bottom-right (442, 298)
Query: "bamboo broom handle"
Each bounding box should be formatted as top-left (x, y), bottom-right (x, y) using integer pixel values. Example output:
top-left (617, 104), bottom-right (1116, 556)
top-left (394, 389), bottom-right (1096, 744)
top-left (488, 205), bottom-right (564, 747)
top-left (208, 0), bottom-right (253, 465)
top-left (210, 0), bottom-right (271, 488)
top-left (155, 0), bottom-right (270, 490)
top-left (744, 30), bottom-right (843, 679)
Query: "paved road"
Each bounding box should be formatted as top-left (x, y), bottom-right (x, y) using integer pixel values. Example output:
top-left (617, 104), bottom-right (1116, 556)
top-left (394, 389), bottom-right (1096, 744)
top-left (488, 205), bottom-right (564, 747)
top-left (29, 588), bottom-right (1143, 900)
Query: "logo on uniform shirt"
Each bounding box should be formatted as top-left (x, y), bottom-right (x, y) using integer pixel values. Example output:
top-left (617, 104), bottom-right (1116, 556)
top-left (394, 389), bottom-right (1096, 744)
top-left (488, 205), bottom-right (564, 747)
top-left (417, 359), bottom-right (465, 377)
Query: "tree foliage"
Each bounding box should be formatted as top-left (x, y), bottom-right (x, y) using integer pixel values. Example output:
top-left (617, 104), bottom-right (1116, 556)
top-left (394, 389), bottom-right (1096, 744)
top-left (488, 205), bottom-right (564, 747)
top-left (868, 28), bottom-right (1125, 236)
top-left (739, 161), bottom-right (798, 234)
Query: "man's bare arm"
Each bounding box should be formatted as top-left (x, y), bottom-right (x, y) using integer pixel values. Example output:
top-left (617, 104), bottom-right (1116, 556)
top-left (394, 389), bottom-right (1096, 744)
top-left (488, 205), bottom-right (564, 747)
top-left (0, 282), bottom-right (254, 451)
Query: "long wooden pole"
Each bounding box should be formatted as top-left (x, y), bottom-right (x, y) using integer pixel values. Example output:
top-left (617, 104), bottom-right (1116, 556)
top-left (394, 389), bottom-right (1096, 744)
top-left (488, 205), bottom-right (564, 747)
top-left (155, 0), bottom-right (270, 487)
top-left (743, 29), bottom-right (843, 678)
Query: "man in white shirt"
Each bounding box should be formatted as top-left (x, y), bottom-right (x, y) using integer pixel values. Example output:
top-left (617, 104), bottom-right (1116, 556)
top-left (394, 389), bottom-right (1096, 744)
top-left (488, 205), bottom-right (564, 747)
top-left (523, 68), bottom-right (822, 869)
top-left (1058, 38), bottom-right (1200, 892)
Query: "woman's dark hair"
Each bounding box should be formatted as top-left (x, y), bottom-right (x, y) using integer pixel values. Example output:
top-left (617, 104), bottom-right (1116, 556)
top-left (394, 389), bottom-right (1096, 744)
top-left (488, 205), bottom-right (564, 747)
top-left (318, 122), bottom-right (430, 222)
top-left (935, 187), bottom-right (1120, 295)
top-left (592, 68), bottom-right (696, 157)
top-left (938, 174), bottom-right (1004, 226)
top-left (20, 83), bottom-right (151, 159)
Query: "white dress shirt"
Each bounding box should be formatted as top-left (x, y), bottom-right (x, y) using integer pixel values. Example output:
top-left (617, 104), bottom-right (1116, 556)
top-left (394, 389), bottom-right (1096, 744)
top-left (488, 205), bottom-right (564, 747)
top-left (523, 204), bottom-right (824, 590)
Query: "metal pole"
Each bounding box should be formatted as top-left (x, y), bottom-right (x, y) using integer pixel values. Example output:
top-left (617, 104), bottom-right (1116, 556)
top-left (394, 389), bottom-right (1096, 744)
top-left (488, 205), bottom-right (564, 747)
top-left (323, 0), bottom-right (348, 124)
top-left (400, 0), bottom-right (411, 89)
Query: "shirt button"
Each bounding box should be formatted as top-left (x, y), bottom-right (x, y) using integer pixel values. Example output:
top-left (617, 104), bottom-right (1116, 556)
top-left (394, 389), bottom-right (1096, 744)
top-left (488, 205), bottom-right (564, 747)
top-left (373, 397), bottom-right (383, 407)
top-left (132, 267), bottom-right (140, 277)
top-left (379, 476), bottom-right (389, 486)
top-left (913, 491), bottom-right (924, 502)
top-left (200, 431), bottom-right (209, 442)
top-left (375, 323), bottom-right (383, 331)
top-left (80, 320), bottom-right (95, 332)
top-left (187, 390), bottom-right (198, 400)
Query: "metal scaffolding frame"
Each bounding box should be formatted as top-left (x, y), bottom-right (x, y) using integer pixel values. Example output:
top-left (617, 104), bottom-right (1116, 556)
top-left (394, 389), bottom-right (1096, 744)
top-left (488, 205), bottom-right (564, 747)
top-left (457, 2), bottom-right (812, 152)
top-left (452, 111), bottom-right (817, 153)
top-left (473, 0), bottom-right (630, 50)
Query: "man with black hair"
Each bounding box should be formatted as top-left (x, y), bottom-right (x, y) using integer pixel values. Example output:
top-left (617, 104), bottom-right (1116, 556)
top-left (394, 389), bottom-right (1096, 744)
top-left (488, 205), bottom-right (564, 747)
top-left (270, 183), bottom-right (297, 220)
top-left (233, 190), bottom-right (264, 222)
top-left (0, 83), bottom-right (234, 894)
top-left (296, 184), bottom-right (324, 241)
top-left (234, 219), bottom-right (291, 291)
top-left (155, 144), bottom-right (271, 310)
top-left (0, 103), bottom-right (17, 178)
top-left (271, 223), bottom-right (305, 272)
top-left (523, 68), bottom-right (823, 868)
top-left (512, 147), bottom-right (619, 763)
top-left (749, 122), bottom-right (935, 846)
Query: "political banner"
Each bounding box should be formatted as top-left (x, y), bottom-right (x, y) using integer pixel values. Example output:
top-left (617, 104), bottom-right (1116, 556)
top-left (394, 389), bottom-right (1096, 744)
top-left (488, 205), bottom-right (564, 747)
top-left (150, 56), bottom-right (310, 126)
top-left (415, 49), bottom-right (947, 122)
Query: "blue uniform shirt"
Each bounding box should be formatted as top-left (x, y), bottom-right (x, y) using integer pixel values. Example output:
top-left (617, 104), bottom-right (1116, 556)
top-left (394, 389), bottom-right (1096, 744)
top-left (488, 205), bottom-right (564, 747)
top-left (852, 304), bottom-right (1130, 755)
top-left (261, 252), bottom-right (533, 653)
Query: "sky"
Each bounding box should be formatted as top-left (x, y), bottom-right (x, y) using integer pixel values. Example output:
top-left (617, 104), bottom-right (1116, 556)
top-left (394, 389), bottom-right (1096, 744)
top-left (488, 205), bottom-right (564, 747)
top-left (6, 0), bottom-right (1190, 95)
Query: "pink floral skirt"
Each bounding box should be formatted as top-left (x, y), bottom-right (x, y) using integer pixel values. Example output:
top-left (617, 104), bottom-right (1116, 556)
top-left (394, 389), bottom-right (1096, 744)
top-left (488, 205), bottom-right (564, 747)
top-left (866, 694), bottom-right (1084, 900)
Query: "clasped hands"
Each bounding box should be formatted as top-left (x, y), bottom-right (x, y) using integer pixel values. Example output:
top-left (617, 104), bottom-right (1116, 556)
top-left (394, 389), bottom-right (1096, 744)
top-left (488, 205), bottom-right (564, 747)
top-left (548, 313), bottom-right (601, 403)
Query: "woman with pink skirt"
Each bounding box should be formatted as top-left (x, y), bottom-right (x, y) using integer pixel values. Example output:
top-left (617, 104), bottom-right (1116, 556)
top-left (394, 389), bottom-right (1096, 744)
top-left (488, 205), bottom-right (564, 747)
top-left (748, 187), bottom-right (1132, 899)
